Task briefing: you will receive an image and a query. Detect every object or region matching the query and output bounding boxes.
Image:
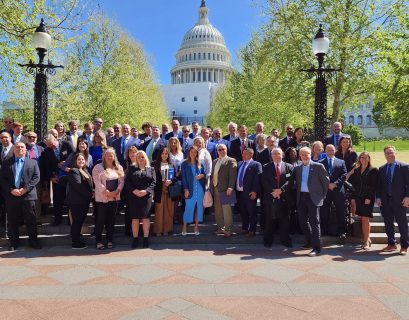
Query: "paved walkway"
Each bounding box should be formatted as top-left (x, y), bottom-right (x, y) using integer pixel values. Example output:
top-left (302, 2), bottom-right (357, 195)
top-left (0, 244), bottom-right (409, 320)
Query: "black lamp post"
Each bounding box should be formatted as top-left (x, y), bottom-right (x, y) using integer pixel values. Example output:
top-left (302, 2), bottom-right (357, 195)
top-left (301, 24), bottom-right (341, 142)
top-left (18, 19), bottom-right (63, 142)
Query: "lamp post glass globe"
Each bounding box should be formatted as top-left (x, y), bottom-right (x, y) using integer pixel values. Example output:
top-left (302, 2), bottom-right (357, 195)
top-left (32, 20), bottom-right (51, 51)
top-left (312, 24), bottom-right (329, 55)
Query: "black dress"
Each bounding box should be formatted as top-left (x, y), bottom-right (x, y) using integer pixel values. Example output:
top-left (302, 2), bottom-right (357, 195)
top-left (125, 165), bottom-right (156, 219)
top-left (349, 166), bottom-right (379, 218)
top-left (336, 151), bottom-right (358, 172)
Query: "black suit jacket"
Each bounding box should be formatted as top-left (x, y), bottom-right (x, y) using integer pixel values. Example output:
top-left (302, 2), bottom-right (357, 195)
top-left (278, 137), bottom-right (292, 152)
top-left (142, 138), bottom-right (166, 162)
top-left (377, 161), bottom-right (409, 204)
top-left (1, 157), bottom-right (40, 201)
top-left (112, 137), bottom-right (141, 166)
top-left (0, 145), bottom-right (14, 168)
top-left (222, 134), bottom-right (237, 142)
top-left (65, 168), bottom-right (93, 205)
top-left (228, 138), bottom-right (255, 162)
top-left (256, 148), bottom-right (272, 166)
top-left (262, 162), bottom-right (294, 202)
top-left (41, 140), bottom-right (74, 181)
top-left (237, 160), bottom-right (262, 195)
top-left (320, 157), bottom-right (347, 193)
top-left (324, 133), bottom-right (349, 147)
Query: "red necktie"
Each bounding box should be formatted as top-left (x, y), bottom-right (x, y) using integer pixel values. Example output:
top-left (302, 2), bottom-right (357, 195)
top-left (29, 147), bottom-right (35, 160)
top-left (241, 140), bottom-right (245, 152)
top-left (276, 163), bottom-right (280, 188)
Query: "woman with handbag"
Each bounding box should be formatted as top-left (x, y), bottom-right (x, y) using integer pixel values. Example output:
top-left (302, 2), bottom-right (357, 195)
top-left (92, 148), bottom-right (124, 250)
top-left (65, 153), bottom-right (93, 249)
top-left (181, 146), bottom-right (205, 235)
top-left (347, 151), bottom-right (378, 250)
top-left (125, 150), bottom-right (156, 248)
top-left (153, 148), bottom-right (178, 236)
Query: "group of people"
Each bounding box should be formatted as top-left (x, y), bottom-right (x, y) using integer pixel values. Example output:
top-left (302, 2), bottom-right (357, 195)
top-left (0, 117), bottom-right (408, 257)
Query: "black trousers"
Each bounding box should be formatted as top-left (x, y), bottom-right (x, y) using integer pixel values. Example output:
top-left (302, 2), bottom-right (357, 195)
top-left (298, 193), bottom-right (321, 251)
top-left (382, 196), bottom-right (409, 248)
top-left (52, 180), bottom-right (67, 224)
top-left (264, 198), bottom-right (292, 246)
top-left (69, 203), bottom-right (89, 244)
top-left (95, 201), bottom-right (118, 243)
top-left (237, 191), bottom-right (258, 232)
top-left (6, 198), bottom-right (37, 246)
top-left (321, 190), bottom-right (346, 236)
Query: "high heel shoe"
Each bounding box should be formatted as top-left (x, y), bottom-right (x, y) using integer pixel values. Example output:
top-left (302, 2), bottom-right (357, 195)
top-left (142, 237), bottom-right (149, 248)
top-left (362, 241), bottom-right (371, 251)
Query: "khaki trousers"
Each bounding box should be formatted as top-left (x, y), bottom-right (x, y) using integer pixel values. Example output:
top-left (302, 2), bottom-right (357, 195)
top-left (213, 188), bottom-right (233, 232)
top-left (154, 185), bottom-right (175, 234)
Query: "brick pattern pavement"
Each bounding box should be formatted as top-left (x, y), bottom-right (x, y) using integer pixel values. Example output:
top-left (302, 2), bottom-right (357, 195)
top-left (0, 244), bottom-right (408, 319)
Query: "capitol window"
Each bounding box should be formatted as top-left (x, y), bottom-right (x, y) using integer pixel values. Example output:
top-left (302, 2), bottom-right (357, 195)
top-left (194, 96), bottom-right (198, 102)
top-left (348, 115), bottom-right (354, 125)
top-left (357, 115), bottom-right (363, 125)
top-left (194, 110), bottom-right (198, 114)
top-left (181, 97), bottom-right (185, 102)
top-left (366, 115), bottom-right (372, 125)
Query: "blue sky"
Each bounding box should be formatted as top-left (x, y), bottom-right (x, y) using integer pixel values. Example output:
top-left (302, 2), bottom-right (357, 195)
top-left (97, 0), bottom-right (265, 84)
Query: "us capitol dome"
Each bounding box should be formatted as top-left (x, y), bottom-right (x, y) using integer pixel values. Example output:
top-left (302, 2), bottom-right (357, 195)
top-left (170, 0), bottom-right (233, 85)
top-left (162, 0), bottom-right (233, 125)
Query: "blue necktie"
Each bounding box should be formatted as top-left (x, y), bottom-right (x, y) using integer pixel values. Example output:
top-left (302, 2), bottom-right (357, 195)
top-left (386, 164), bottom-right (393, 196)
top-left (121, 138), bottom-right (126, 155)
top-left (15, 158), bottom-right (23, 188)
top-left (238, 162), bottom-right (247, 188)
top-left (334, 135), bottom-right (339, 148)
top-left (328, 158), bottom-right (333, 175)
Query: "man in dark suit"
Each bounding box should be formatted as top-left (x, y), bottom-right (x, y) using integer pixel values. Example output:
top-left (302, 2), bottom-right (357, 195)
top-left (228, 124), bottom-right (255, 162)
top-left (142, 126), bottom-right (166, 163)
top-left (1, 142), bottom-right (41, 251)
top-left (112, 124), bottom-right (140, 166)
top-left (236, 148), bottom-right (262, 237)
top-left (377, 146), bottom-right (409, 255)
top-left (179, 126), bottom-right (194, 157)
top-left (257, 135), bottom-right (276, 166)
top-left (41, 133), bottom-right (74, 225)
top-left (320, 144), bottom-right (347, 240)
top-left (324, 121), bottom-right (349, 148)
top-left (0, 131), bottom-right (14, 227)
top-left (189, 121), bottom-right (201, 139)
top-left (164, 119), bottom-right (182, 140)
top-left (222, 121), bottom-right (238, 142)
top-left (65, 120), bottom-right (82, 149)
top-left (211, 144), bottom-right (237, 237)
top-left (263, 148), bottom-right (294, 248)
top-left (278, 146), bottom-right (329, 256)
top-left (0, 116), bottom-right (14, 135)
top-left (138, 122), bottom-right (153, 142)
top-left (278, 125), bottom-right (294, 152)
top-left (201, 127), bottom-right (217, 159)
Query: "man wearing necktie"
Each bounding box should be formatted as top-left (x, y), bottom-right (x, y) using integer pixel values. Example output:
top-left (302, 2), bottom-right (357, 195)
top-left (262, 148), bottom-right (294, 248)
top-left (1, 142), bottom-right (41, 251)
top-left (236, 148), bottom-right (262, 237)
top-left (320, 145), bottom-right (347, 241)
top-left (179, 126), bottom-right (193, 157)
top-left (142, 126), bottom-right (166, 163)
top-left (0, 132), bottom-right (14, 228)
top-left (324, 122), bottom-right (349, 148)
top-left (113, 124), bottom-right (140, 166)
top-left (228, 125), bottom-right (255, 162)
top-left (376, 146), bottom-right (409, 255)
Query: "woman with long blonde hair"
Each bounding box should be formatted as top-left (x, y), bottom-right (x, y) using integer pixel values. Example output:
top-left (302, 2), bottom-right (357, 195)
top-left (92, 148), bottom-right (125, 249)
top-left (347, 151), bottom-right (379, 250)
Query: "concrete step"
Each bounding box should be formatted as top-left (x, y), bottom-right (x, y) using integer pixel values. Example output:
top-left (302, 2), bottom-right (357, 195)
top-left (370, 212), bottom-right (409, 223)
top-left (369, 233), bottom-right (400, 244)
top-left (369, 222), bottom-right (409, 233)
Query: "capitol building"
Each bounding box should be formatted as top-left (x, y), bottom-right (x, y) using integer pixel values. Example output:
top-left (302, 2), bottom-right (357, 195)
top-left (161, 0), bottom-right (233, 125)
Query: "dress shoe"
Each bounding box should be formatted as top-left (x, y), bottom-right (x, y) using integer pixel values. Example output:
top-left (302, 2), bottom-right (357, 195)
top-left (142, 237), bottom-right (149, 248)
top-left (8, 245), bottom-right (18, 252)
top-left (29, 240), bottom-right (42, 250)
top-left (245, 231), bottom-right (255, 238)
top-left (382, 245), bottom-right (398, 252)
top-left (399, 248), bottom-right (408, 256)
top-left (308, 249), bottom-right (321, 257)
top-left (339, 233), bottom-right (347, 244)
top-left (72, 242), bottom-right (87, 250)
top-left (301, 243), bottom-right (312, 250)
top-left (223, 231), bottom-right (232, 238)
top-left (131, 238), bottom-right (139, 249)
top-left (214, 228), bottom-right (224, 235)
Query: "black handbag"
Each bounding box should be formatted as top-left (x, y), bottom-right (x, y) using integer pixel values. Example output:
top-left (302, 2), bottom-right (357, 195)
top-left (344, 181), bottom-right (356, 193)
top-left (168, 180), bottom-right (183, 199)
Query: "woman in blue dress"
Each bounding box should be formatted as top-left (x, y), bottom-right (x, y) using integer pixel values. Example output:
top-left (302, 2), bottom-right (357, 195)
top-left (181, 146), bottom-right (205, 235)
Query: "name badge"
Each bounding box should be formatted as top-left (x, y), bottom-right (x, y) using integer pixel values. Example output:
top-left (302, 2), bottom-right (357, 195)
top-left (286, 173), bottom-right (291, 178)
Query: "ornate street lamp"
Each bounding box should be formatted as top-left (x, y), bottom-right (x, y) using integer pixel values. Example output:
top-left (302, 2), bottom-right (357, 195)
top-left (301, 24), bottom-right (341, 142)
top-left (18, 19), bottom-right (63, 141)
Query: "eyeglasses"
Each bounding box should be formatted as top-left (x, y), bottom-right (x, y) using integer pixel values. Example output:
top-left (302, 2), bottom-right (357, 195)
top-left (27, 136), bottom-right (37, 139)
top-left (4, 121), bottom-right (12, 124)
top-left (94, 121), bottom-right (102, 124)
top-left (183, 130), bottom-right (189, 133)
top-left (217, 148), bottom-right (226, 152)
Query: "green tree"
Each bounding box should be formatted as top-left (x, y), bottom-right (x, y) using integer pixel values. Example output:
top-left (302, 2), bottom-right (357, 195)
top-left (208, 0), bottom-right (408, 134)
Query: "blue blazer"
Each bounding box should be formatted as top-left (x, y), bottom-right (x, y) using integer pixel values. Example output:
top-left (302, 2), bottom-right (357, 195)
top-left (377, 161), bottom-right (409, 204)
top-left (237, 160), bottom-right (262, 195)
top-left (319, 157), bottom-right (347, 192)
top-left (181, 160), bottom-right (205, 199)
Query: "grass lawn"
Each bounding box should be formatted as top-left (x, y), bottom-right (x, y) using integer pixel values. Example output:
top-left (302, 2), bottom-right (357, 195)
top-left (355, 139), bottom-right (409, 152)
top-left (365, 151), bottom-right (409, 168)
